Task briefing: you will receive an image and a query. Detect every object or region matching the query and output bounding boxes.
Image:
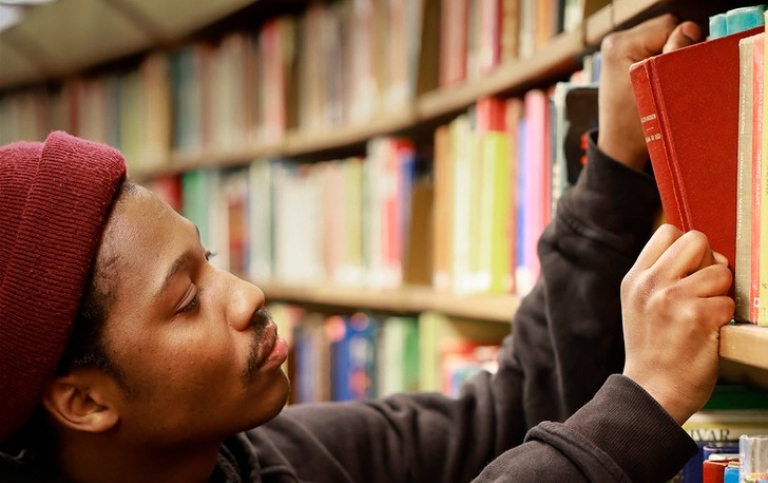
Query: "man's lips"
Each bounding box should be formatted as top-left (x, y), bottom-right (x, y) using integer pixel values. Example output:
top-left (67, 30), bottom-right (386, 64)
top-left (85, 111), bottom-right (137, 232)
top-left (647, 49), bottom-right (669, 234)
top-left (256, 320), bottom-right (288, 371)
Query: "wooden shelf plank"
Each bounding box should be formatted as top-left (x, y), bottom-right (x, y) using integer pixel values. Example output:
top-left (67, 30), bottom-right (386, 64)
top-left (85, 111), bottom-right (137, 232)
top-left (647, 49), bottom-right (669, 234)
top-left (259, 282), bottom-right (520, 323)
top-left (585, 0), bottom-right (665, 45)
top-left (167, 142), bottom-right (283, 172)
top-left (417, 31), bottom-right (583, 121)
top-left (720, 324), bottom-right (768, 371)
top-left (284, 110), bottom-right (417, 157)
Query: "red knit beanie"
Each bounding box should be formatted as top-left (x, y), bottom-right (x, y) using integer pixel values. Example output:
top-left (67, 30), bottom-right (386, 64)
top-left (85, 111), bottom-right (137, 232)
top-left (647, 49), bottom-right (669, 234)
top-left (0, 131), bottom-right (126, 442)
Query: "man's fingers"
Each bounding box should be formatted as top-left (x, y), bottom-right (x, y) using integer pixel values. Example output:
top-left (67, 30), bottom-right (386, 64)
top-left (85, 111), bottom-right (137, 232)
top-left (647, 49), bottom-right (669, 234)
top-left (662, 21), bottom-right (703, 53)
top-left (654, 230), bottom-right (717, 278)
top-left (678, 262), bottom-right (734, 299)
top-left (713, 250), bottom-right (729, 267)
top-left (632, 224), bottom-right (684, 271)
top-left (620, 14), bottom-right (681, 58)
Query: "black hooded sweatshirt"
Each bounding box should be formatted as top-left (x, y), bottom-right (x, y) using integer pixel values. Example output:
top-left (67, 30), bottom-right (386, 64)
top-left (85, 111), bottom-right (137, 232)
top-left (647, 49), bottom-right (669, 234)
top-left (0, 133), bottom-right (698, 482)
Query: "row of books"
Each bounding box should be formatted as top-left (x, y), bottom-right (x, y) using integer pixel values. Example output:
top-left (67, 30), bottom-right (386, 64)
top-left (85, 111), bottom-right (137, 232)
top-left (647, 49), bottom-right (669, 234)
top-left (268, 303), bottom-right (509, 403)
top-left (439, 0), bottom-right (588, 88)
top-left (628, 4), bottom-right (768, 327)
top-left (143, 68), bottom-right (599, 297)
top-left (736, 14), bottom-right (768, 327)
top-left (0, 0), bottom-right (599, 173)
top-left (675, 382), bottom-right (768, 482)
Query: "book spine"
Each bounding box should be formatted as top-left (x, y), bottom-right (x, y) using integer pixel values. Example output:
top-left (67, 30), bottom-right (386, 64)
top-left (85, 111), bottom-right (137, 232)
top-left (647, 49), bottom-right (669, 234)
top-left (629, 61), bottom-right (686, 230)
top-left (752, 34), bottom-right (765, 324)
top-left (726, 5), bottom-right (767, 36)
top-left (739, 434), bottom-right (768, 482)
top-left (736, 38), bottom-right (755, 322)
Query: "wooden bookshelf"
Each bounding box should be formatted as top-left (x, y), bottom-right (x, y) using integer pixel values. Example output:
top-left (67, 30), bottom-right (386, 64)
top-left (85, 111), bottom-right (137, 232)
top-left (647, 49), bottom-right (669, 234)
top-left (721, 324), bottom-right (768, 371)
top-left (584, 0), bottom-right (664, 45)
top-left (260, 282), bottom-right (768, 371)
top-left (4, 0), bottom-right (768, 380)
top-left (417, 30), bottom-right (584, 121)
top-left (284, 109), bottom-right (417, 157)
top-left (169, 143), bottom-right (283, 173)
top-left (260, 282), bottom-right (520, 323)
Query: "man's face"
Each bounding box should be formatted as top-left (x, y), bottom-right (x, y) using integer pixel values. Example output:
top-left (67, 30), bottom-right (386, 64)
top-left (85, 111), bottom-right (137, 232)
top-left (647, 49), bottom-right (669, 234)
top-left (96, 185), bottom-right (289, 445)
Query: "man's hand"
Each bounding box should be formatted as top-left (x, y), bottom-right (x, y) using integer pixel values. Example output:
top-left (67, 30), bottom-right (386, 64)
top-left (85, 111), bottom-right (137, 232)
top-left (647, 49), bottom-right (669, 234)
top-left (598, 15), bottom-right (703, 171)
top-left (621, 224), bottom-right (734, 424)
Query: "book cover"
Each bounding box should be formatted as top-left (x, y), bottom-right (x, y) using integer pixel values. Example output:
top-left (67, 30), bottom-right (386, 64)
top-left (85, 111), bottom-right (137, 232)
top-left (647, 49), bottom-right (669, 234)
top-left (499, 0), bottom-right (520, 62)
top-left (681, 409), bottom-right (768, 483)
top-left (440, 0), bottom-right (469, 87)
top-left (441, 342), bottom-right (500, 398)
top-left (735, 36), bottom-right (755, 322)
top-left (432, 125), bottom-right (453, 291)
top-left (418, 311), bottom-right (510, 393)
top-left (247, 160), bottom-right (276, 283)
top-left (629, 26), bottom-right (764, 273)
top-left (376, 315), bottom-right (420, 397)
top-left (516, 89), bottom-right (549, 296)
top-left (329, 313), bottom-right (379, 401)
top-left (339, 157), bottom-right (366, 285)
top-left (755, 32), bottom-right (767, 325)
top-left (551, 82), bottom-right (599, 215)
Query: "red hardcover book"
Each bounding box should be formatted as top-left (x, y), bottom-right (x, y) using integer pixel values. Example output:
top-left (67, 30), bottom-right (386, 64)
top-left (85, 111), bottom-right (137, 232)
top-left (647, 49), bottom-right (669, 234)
top-left (703, 460), bottom-right (728, 483)
top-left (629, 26), bottom-right (763, 271)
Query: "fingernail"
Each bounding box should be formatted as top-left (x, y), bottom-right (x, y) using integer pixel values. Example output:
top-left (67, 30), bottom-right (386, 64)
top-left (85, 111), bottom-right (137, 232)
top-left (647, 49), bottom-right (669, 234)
top-left (713, 251), bottom-right (728, 265)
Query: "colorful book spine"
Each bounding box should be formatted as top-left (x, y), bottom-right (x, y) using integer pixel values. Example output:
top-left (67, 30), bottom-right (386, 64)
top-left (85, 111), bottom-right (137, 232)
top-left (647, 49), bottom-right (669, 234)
top-left (740, 434), bottom-right (768, 483)
top-left (736, 36), bottom-right (755, 322)
top-left (711, 6), bottom-right (767, 40)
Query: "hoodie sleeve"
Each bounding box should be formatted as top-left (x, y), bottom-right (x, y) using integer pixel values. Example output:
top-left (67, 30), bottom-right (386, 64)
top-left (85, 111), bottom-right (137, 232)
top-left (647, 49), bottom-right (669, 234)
top-left (248, 132), bottom-right (697, 483)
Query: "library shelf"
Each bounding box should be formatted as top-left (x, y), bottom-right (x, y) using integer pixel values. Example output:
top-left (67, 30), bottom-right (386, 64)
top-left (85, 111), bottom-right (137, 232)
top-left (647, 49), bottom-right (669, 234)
top-left (416, 30), bottom-right (584, 122)
top-left (173, 142), bottom-right (283, 172)
top-left (720, 324), bottom-right (768, 371)
top-left (584, 0), bottom-right (664, 45)
top-left (584, 0), bottom-right (761, 46)
top-left (284, 109), bottom-right (417, 157)
top-left (259, 282), bottom-right (520, 324)
top-left (10, 0), bottom-right (715, 184)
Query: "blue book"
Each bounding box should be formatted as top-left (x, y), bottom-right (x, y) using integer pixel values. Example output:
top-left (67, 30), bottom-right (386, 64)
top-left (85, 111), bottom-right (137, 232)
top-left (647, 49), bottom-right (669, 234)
top-left (681, 442), bottom-right (740, 482)
top-left (724, 464), bottom-right (740, 483)
top-left (711, 5), bottom-right (767, 40)
top-left (726, 5), bottom-right (767, 34)
top-left (344, 313), bottom-right (378, 401)
top-left (329, 315), bottom-right (351, 401)
top-left (710, 13), bottom-right (728, 39)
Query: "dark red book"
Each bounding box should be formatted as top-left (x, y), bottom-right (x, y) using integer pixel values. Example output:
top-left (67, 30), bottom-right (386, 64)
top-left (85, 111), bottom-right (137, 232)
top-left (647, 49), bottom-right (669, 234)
top-left (629, 26), bottom-right (763, 269)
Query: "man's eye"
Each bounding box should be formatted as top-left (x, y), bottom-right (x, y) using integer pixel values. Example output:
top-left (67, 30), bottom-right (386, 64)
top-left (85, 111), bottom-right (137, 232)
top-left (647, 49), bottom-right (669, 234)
top-left (205, 250), bottom-right (217, 261)
top-left (179, 291), bottom-right (201, 314)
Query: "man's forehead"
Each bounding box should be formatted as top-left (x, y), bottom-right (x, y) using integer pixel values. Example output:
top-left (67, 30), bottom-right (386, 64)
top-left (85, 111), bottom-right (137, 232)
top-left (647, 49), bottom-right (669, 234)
top-left (98, 186), bottom-right (190, 275)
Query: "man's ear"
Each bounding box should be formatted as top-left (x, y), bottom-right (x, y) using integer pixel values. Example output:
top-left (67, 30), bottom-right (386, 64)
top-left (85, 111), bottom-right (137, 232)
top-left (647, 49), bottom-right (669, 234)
top-left (41, 368), bottom-right (120, 434)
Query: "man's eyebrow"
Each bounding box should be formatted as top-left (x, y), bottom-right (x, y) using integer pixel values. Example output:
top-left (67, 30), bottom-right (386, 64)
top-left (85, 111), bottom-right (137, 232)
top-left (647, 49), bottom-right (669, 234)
top-left (156, 251), bottom-right (196, 300)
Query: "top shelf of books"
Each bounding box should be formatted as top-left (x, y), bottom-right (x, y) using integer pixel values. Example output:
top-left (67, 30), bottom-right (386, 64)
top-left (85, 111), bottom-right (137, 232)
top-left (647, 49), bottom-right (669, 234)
top-left (0, 0), bottom-right (716, 92)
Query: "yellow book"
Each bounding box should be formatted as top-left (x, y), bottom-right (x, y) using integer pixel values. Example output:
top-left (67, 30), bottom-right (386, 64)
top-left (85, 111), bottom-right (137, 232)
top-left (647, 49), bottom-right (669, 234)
top-left (759, 22), bottom-right (768, 326)
top-left (418, 311), bottom-right (511, 393)
top-left (478, 131), bottom-right (513, 294)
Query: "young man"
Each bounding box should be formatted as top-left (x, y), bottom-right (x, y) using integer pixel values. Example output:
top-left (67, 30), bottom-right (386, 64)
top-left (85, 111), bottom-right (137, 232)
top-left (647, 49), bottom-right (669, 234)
top-left (0, 14), bottom-right (733, 483)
